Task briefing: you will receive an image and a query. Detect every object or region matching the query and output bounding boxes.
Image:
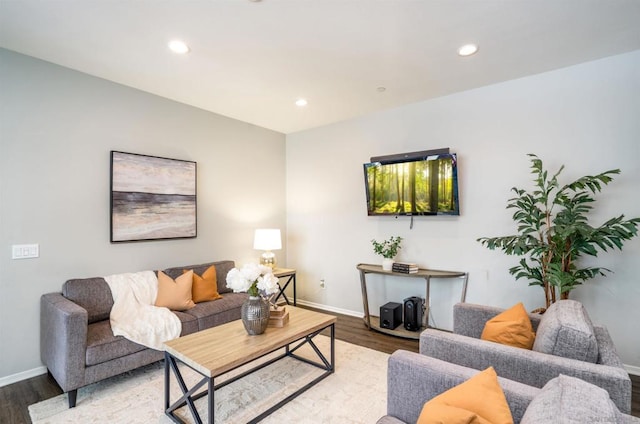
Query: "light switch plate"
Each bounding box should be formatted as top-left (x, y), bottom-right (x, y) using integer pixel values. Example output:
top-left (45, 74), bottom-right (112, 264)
top-left (12, 244), bottom-right (39, 259)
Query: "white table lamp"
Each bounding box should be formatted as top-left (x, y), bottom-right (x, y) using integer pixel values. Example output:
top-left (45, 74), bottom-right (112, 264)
top-left (253, 229), bottom-right (282, 269)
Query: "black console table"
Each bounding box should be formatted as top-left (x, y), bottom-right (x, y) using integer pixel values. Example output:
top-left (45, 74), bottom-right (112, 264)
top-left (273, 268), bottom-right (297, 306)
top-left (357, 263), bottom-right (468, 339)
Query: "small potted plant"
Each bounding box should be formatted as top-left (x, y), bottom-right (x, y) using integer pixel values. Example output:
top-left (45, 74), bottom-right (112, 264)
top-left (371, 236), bottom-right (403, 270)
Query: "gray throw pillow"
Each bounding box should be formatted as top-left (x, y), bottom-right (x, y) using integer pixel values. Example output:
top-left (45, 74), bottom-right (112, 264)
top-left (521, 374), bottom-right (624, 424)
top-left (532, 299), bottom-right (598, 363)
top-left (63, 277), bottom-right (114, 323)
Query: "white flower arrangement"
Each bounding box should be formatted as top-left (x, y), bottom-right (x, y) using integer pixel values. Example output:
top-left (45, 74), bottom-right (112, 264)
top-left (225, 263), bottom-right (280, 298)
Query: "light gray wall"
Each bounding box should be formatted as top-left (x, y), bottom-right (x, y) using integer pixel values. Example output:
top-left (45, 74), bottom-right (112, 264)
top-left (286, 50), bottom-right (640, 370)
top-left (0, 49), bottom-right (286, 381)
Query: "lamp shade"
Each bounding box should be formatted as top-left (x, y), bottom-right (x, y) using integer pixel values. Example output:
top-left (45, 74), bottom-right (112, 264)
top-left (253, 229), bottom-right (282, 250)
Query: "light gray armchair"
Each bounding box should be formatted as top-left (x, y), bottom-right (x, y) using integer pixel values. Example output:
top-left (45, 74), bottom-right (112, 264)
top-left (419, 302), bottom-right (632, 414)
top-left (377, 350), bottom-right (639, 424)
top-left (377, 351), bottom-right (536, 424)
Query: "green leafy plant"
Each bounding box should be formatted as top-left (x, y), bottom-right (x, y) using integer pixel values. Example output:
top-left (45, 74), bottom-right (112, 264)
top-left (371, 236), bottom-right (403, 259)
top-left (478, 154), bottom-right (639, 310)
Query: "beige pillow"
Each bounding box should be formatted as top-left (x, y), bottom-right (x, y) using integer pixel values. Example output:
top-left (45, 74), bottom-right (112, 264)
top-left (155, 270), bottom-right (195, 311)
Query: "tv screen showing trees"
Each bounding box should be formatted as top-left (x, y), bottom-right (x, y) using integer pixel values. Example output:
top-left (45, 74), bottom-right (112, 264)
top-left (364, 153), bottom-right (459, 216)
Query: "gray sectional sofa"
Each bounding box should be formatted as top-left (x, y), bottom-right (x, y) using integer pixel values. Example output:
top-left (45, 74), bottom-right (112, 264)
top-left (40, 260), bottom-right (246, 408)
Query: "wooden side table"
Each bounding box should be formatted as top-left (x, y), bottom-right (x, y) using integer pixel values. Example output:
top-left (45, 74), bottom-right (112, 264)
top-left (272, 268), bottom-right (297, 306)
top-left (357, 263), bottom-right (468, 339)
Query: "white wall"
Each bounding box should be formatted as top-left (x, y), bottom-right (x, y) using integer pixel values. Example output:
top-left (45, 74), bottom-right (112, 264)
top-left (2, 47), bottom-right (638, 384)
top-left (0, 49), bottom-right (286, 382)
top-left (286, 50), bottom-right (640, 370)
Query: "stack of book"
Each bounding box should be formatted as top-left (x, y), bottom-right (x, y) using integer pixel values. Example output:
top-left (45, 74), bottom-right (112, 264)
top-left (268, 305), bottom-right (290, 327)
top-left (392, 262), bottom-right (419, 274)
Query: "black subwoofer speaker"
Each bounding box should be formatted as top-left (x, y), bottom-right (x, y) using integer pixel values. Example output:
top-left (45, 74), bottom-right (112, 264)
top-left (380, 302), bottom-right (402, 330)
top-left (403, 297), bottom-right (423, 331)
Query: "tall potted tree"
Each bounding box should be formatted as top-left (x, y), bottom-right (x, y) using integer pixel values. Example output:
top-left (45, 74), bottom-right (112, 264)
top-left (478, 154), bottom-right (639, 311)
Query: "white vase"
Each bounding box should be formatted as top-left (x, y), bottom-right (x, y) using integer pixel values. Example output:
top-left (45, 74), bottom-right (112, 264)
top-left (382, 258), bottom-right (394, 271)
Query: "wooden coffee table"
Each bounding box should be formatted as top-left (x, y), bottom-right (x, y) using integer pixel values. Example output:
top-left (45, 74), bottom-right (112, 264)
top-left (163, 306), bottom-right (337, 424)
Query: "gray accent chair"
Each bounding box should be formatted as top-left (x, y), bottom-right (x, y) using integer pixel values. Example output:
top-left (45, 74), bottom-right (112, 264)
top-left (377, 350), bottom-right (639, 424)
top-left (419, 301), bottom-right (632, 414)
top-left (40, 260), bottom-right (246, 408)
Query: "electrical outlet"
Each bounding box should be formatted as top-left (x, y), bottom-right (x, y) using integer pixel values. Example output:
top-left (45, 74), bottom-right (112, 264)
top-left (320, 279), bottom-right (326, 289)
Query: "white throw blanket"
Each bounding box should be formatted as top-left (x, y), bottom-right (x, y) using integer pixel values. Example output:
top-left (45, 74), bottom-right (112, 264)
top-left (104, 271), bottom-right (181, 350)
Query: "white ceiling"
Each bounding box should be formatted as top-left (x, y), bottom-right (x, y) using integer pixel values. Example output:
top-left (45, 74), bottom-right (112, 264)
top-left (1, 0), bottom-right (640, 134)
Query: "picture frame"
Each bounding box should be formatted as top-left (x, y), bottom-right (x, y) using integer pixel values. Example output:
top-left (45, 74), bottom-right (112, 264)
top-left (110, 151), bottom-right (197, 242)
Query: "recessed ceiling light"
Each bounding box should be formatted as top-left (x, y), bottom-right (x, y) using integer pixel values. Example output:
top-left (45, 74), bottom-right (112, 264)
top-left (457, 44), bottom-right (478, 57)
top-left (295, 98), bottom-right (308, 107)
top-left (168, 40), bottom-right (190, 54)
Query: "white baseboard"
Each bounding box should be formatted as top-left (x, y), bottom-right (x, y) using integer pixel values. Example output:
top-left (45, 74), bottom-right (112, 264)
top-left (296, 298), bottom-right (640, 376)
top-left (1, 304), bottom-right (637, 387)
top-left (624, 364), bottom-right (640, 376)
top-left (0, 365), bottom-right (47, 388)
top-left (295, 299), bottom-right (363, 318)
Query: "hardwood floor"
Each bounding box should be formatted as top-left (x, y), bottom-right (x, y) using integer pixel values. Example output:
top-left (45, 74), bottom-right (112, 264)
top-left (0, 371), bottom-right (61, 424)
top-left (635, 374), bottom-right (640, 419)
top-left (1, 307), bottom-right (638, 423)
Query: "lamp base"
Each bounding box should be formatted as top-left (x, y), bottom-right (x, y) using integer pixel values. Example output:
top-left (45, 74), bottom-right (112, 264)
top-left (260, 251), bottom-right (277, 269)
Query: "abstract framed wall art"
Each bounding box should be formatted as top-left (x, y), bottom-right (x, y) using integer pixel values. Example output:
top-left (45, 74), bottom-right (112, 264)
top-left (110, 151), bottom-right (197, 242)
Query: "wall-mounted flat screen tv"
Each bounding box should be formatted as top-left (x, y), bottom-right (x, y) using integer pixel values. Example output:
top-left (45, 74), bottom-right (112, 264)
top-left (363, 153), bottom-right (459, 216)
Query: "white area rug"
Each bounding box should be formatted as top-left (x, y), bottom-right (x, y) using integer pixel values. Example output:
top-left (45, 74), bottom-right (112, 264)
top-left (29, 336), bottom-right (389, 423)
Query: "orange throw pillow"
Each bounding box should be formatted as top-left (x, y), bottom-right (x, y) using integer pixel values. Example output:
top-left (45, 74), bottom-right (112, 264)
top-left (155, 270), bottom-right (195, 311)
top-left (481, 302), bottom-right (535, 350)
top-left (419, 403), bottom-right (484, 424)
top-left (417, 367), bottom-right (513, 424)
top-left (184, 265), bottom-right (223, 303)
